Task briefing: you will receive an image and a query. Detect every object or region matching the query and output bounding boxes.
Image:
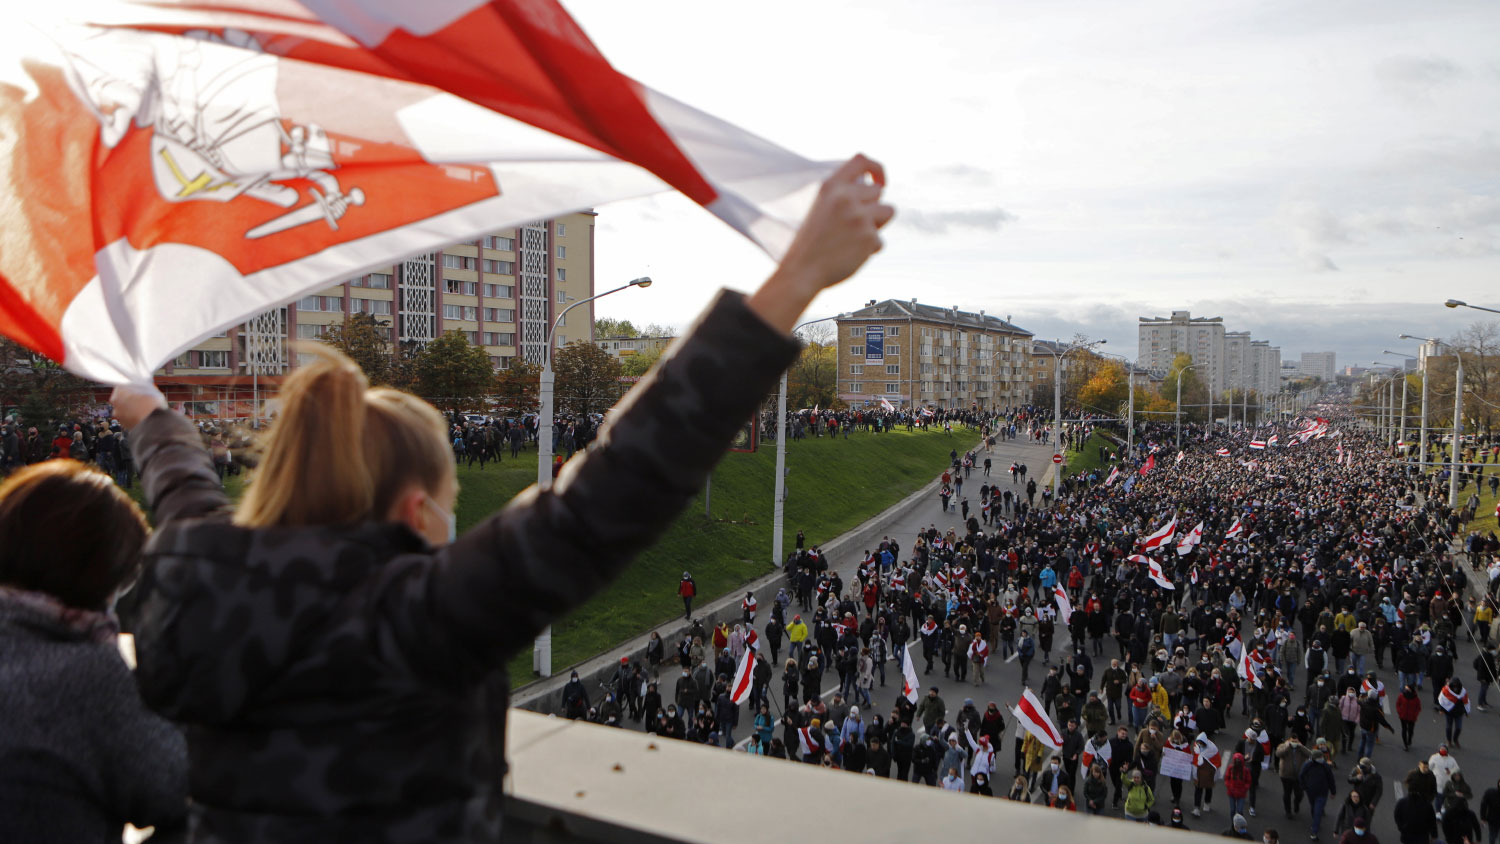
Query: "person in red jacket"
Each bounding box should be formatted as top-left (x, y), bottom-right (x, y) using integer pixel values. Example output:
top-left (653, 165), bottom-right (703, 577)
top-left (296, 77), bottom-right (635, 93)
top-left (1225, 752), bottom-right (1254, 820)
top-left (1395, 685), bottom-right (1422, 750)
top-left (678, 571), bottom-right (697, 620)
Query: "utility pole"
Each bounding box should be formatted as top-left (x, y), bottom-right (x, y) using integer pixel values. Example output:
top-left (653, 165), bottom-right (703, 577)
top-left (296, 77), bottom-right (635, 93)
top-left (1449, 357), bottom-right (1463, 508)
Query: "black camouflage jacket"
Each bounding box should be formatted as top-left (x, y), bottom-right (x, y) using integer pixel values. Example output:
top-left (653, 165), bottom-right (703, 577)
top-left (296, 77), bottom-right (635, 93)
top-left (126, 290), bottom-right (798, 842)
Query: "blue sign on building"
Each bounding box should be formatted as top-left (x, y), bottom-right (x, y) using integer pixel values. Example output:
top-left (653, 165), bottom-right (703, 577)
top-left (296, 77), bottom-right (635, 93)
top-left (865, 325), bottom-right (884, 363)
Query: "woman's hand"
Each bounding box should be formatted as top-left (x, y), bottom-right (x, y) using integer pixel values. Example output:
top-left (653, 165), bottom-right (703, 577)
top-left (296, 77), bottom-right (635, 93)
top-left (109, 384), bottom-right (168, 431)
top-left (748, 154), bottom-right (895, 333)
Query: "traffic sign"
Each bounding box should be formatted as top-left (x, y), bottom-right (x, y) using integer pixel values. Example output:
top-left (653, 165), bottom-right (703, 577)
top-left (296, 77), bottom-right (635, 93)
top-left (1052, 453), bottom-right (1063, 464)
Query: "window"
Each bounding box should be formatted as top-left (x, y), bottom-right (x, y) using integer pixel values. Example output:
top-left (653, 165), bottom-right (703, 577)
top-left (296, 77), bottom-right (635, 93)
top-left (556, 245), bottom-right (566, 259)
top-left (365, 272), bottom-right (391, 289)
top-left (849, 346), bottom-right (863, 357)
top-left (445, 279), bottom-right (478, 295)
top-left (482, 260), bottom-right (514, 274)
top-left (200, 350), bottom-right (229, 369)
top-left (442, 304), bottom-right (463, 320)
top-left (886, 364), bottom-right (900, 375)
top-left (888, 326), bottom-right (900, 337)
top-left (557, 315), bottom-right (566, 327)
top-left (368, 299), bottom-right (392, 315)
top-left (556, 290), bottom-right (567, 303)
top-left (466, 332), bottom-right (480, 345)
top-left (886, 383), bottom-right (900, 393)
top-left (172, 353), bottom-right (192, 368)
top-left (493, 355), bottom-right (513, 370)
top-left (848, 382), bottom-right (863, 393)
top-left (849, 364), bottom-right (864, 375)
top-left (483, 283), bottom-right (514, 299)
top-left (556, 222), bottom-right (566, 237)
top-left (886, 344), bottom-right (900, 356)
top-left (485, 307), bottom-right (516, 322)
top-left (556, 268), bottom-right (566, 281)
top-left (850, 326), bottom-right (864, 338)
top-left (484, 235), bottom-right (515, 250)
top-left (324, 297), bottom-right (343, 313)
top-left (482, 332), bottom-right (516, 346)
top-left (442, 254), bottom-right (476, 270)
top-left (296, 323), bottom-right (328, 339)
top-left (297, 296), bottom-right (321, 311)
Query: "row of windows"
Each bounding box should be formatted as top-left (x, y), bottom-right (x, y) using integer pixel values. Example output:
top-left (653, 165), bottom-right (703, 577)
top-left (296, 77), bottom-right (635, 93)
top-left (848, 325), bottom-right (902, 338)
top-left (849, 364), bottom-right (901, 375)
top-left (443, 305), bottom-right (521, 324)
top-left (298, 296), bottom-right (343, 313)
top-left (353, 273), bottom-right (392, 289)
top-left (843, 383), bottom-right (902, 394)
top-left (847, 344), bottom-right (902, 357)
top-left (173, 350), bottom-right (229, 369)
top-left (483, 236), bottom-right (516, 250)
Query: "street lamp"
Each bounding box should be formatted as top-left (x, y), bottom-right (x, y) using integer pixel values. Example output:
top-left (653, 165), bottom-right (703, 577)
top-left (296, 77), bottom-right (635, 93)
top-left (1399, 333), bottom-right (1464, 507)
top-left (533, 275), bottom-right (651, 677)
top-left (1381, 351), bottom-right (1416, 451)
top-left (772, 315), bottom-right (839, 571)
top-left (1036, 338), bottom-right (1106, 499)
top-left (1175, 362), bottom-right (1207, 449)
top-left (1446, 299), bottom-right (1500, 315)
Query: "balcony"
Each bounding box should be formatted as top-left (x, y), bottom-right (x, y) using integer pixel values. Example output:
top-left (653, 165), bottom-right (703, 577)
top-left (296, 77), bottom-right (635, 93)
top-left (505, 711), bottom-right (1197, 843)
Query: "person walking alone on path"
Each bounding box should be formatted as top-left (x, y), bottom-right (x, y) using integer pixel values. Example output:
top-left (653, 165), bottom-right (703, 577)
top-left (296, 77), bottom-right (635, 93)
top-left (679, 572), bottom-right (697, 620)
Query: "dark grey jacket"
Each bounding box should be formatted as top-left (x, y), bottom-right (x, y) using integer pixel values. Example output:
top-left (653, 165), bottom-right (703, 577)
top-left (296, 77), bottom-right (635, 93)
top-left (0, 594), bottom-right (186, 841)
top-left (126, 290), bottom-right (798, 842)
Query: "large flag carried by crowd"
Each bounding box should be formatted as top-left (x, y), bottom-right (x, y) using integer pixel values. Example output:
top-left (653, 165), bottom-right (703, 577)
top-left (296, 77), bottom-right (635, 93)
top-left (0, 1), bottom-right (833, 383)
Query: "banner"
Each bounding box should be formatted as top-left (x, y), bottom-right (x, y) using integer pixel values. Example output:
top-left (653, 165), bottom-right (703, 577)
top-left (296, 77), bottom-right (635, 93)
top-left (864, 325), bottom-right (885, 364)
top-left (1160, 748), bottom-right (1196, 780)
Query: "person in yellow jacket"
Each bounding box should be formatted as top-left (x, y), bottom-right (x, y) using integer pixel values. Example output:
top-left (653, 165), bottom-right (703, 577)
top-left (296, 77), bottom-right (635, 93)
top-left (1022, 732), bottom-right (1050, 787)
top-left (1152, 678), bottom-right (1170, 717)
top-left (1474, 599), bottom-right (1494, 646)
top-left (787, 614), bottom-right (809, 661)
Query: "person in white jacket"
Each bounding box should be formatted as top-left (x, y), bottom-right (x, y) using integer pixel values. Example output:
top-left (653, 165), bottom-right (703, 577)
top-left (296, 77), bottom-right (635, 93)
top-left (1428, 744), bottom-right (1461, 813)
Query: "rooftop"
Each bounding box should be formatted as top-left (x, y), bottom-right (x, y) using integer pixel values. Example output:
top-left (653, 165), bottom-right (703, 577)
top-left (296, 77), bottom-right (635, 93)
top-left (838, 299), bottom-right (1033, 336)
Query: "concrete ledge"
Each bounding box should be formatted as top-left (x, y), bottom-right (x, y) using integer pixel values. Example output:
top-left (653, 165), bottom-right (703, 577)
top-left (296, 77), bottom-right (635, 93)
top-left (502, 709), bottom-right (1217, 843)
top-left (510, 436), bottom-right (982, 713)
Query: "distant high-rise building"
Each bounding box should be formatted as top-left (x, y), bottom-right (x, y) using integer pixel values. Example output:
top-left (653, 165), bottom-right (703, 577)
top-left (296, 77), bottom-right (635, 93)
top-left (1224, 331), bottom-right (1252, 392)
top-left (1298, 351), bottom-right (1337, 383)
top-left (1137, 310), bottom-right (1226, 390)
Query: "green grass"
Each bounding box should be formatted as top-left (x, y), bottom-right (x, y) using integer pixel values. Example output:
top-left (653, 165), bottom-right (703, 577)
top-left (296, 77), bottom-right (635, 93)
top-left (118, 426), bottom-right (972, 689)
top-left (1066, 430), bottom-right (1119, 476)
top-left (502, 425), bottom-right (974, 686)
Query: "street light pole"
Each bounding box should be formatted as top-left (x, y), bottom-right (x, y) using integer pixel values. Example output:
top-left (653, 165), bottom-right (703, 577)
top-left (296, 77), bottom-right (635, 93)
top-left (533, 276), bottom-right (651, 677)
top-left (1450, 356), bottom-right (1464, 508)
top-left (772, 316), bottom-right (839, 570)
top-left (1175, 363), bottom-right (1205, 450)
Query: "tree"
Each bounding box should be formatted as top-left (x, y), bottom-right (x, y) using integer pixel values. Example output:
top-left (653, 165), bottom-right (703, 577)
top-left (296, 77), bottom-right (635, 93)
top-left (0, 337), bottom-right (96, 428)
top-left (788, 342), bottom-right (838, 409)
top-left (1160, 354), bottom-right (1208, 422)
top-left (553, 340), bottom-right (623, 416)
top-left (620, 345), bottom-right (664, 377)
top-left (494, 359), bottom-right (541, 412)
top-left (1076, 361), bottom-right (1129, 416)
top-left (594, 317), bottom-right (640, 338)
top-left (321, 313), bottom-right (394, 385)
top-left (416, 331), bottom-right (493, 412)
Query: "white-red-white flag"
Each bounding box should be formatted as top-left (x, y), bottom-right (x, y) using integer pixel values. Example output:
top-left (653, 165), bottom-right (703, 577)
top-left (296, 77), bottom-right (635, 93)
top-left (1439, 684), bottom-right (1471, 714)
top-left (729, 648), bottom-right (755, 705)
top-left (901, 642), bottom-right (921, 704)
top-left (1081, 736), bottom-right (1112, 769)
top-left (1104, 467), bottom-right (1120, 487)
top-left (1053, 584), bottom-right (1073, 625)
top-left (1146, 558), bottom-right (1175, 590)
top-left (880, 398), bottom-right (895, 412)
top-left (1176, 522), bottom-right (1204, 556)
top-left (1216, 448), bottom-right (1231, 456)
top-left (1225, 517), bottom-right (1244, 539)
top-left (1141, 517), bottom-right (1177, 551)
top-left (1175, 450), bottom-right (1186, 464)
top-left (0, 3), bottom-right (835, 382)
top-left (1238, 648), bottom-right (1262, 689)
top-left (1249, 440), bottom-right (1266, 450)
top-left (1012, 689), bottom-right (1063, 750)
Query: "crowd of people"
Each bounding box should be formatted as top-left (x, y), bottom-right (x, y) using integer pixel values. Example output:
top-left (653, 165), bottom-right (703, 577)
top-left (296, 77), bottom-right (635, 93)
top-left (569, 401), bottom-right (1500, 843)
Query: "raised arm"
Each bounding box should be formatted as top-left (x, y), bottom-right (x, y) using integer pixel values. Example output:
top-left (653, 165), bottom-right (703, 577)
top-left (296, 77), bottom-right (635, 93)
top-left (110, 386), bottom-right (230, 525)
top-left (432, 154), bottom-right (894, 658)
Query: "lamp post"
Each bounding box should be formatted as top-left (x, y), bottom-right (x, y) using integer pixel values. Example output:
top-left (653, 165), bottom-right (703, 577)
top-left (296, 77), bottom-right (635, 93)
top-left (1401, 333), bottom-right (1465, 504)
top-left (1175, 362), bottom-right (1207, 449)
top-left (533, 275), bottom-right (651, 677)
top-left (1398, 335), bottom-right (1438, 464)
top-left (1096, 349), bottom-right (1136, 455)
top-left (1381, 351), bottom-right (1414, 451)
top-left (1446, 299), bottom-right (1500, 315)
top-left (772, 315), bottom-right (840, 570)
top-left (1037, 338), bottom-right (1106, 498)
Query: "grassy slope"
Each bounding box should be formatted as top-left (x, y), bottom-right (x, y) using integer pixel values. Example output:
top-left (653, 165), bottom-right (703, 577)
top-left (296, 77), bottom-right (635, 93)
top-left (122, 426), bottom-right (969, 688)
top-left (503, 425), bottom-right (971, 686)
top-left (1066, 430), bottom-right (1117, 476)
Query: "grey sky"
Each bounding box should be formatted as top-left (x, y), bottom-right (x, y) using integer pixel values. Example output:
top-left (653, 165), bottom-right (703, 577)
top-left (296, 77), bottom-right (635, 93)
top-left (570, 0), bottom-right (1500, 366)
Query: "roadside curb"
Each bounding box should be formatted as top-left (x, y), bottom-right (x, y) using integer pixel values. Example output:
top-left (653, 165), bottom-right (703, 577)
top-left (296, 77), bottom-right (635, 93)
top-left (511, 435), bottom-right (985, 713)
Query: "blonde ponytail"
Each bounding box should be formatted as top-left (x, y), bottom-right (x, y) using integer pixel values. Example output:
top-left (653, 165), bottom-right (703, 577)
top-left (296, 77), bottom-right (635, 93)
top-left (235, 344), bottom-right (375, 528)
top-left (235, 344), bottom-right (454, 529)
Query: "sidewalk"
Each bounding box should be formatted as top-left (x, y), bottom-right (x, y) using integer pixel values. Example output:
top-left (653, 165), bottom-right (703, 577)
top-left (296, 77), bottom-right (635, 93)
top-left (513, 429), bottom-right (1056, 713)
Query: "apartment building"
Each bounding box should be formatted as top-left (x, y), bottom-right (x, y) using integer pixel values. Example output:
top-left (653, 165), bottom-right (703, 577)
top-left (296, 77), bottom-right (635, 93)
top-left (1137, 310), bottom-right (1226, 389)
top-left (834, 299), bottom-right (1033, 410)
top-left (594, 335), bottom-right (673, 362)
top-left (160, 212), bottom-right (596, 414)
top-left (1298, 351), bottom-right (1338, 382)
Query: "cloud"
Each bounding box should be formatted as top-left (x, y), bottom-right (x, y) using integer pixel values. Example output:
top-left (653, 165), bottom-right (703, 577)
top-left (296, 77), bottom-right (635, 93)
top-left (922, 164), bottom-right (998, 185)
top-left (896, 207), bottom-right (1018, 234)
top-left (1376, 55), bottom-right (1464, 104)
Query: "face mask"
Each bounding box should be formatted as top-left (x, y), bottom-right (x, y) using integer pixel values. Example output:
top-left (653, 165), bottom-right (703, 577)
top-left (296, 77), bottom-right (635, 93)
top-left (1354, 831), bottom-right (1366, 838)
top-left (1439, 749), bottom-right (1448, 757)
top-left (426, 495), bottom-right (457, 543)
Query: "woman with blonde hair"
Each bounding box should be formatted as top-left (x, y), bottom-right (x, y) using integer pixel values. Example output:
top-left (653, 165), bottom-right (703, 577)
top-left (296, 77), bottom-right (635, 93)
top-left (111, 156), bottom-right (893, 841)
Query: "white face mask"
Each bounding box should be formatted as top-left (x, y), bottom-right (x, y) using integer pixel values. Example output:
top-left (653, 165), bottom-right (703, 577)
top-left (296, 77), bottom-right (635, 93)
top-left (426, 495), bottom-right (457, 544)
